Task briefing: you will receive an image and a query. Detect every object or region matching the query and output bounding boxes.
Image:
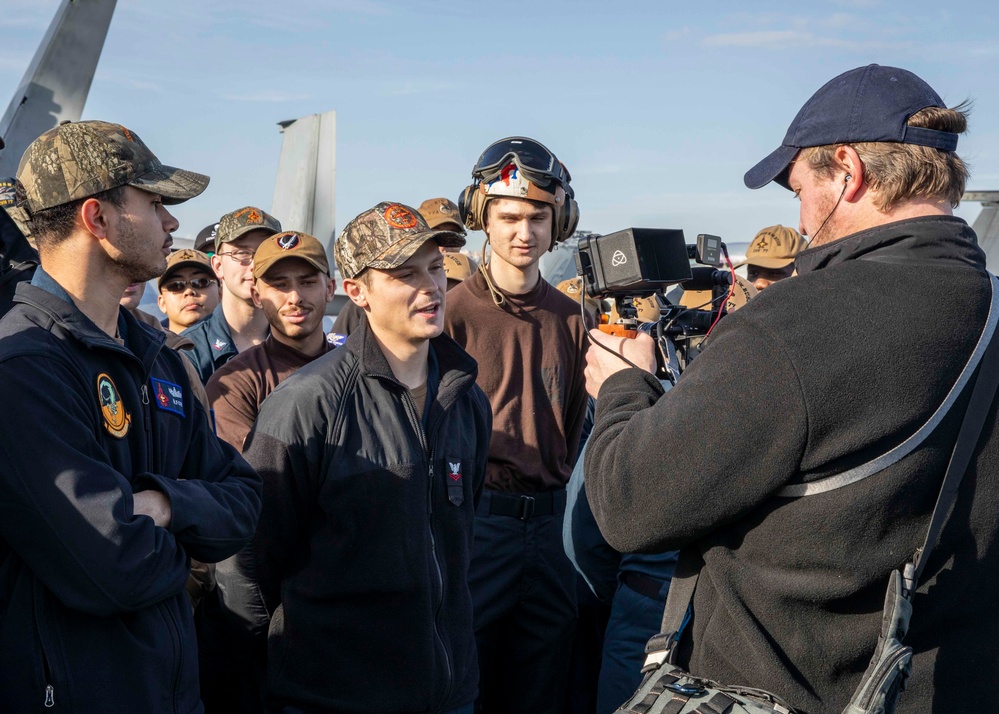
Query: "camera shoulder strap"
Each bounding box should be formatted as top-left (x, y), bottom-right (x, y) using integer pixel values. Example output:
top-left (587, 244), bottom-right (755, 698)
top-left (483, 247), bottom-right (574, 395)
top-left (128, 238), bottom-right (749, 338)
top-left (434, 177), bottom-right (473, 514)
top-left (777, 273), bottom-right (999, 498)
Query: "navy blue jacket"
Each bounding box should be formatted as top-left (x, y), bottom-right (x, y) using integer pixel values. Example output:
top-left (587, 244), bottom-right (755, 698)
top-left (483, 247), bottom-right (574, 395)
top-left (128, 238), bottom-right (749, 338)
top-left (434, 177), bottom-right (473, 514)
top-left (180, 301), bottom-right (238, 383)
top-left (0, 275), bottom-right (262, 713)
top-left (220, 316), bottom-right (491, 713)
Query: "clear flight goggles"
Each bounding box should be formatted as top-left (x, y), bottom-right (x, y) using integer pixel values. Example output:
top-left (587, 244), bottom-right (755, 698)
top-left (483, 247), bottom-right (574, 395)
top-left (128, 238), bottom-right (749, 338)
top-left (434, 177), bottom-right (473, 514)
top-left (472, 137), bottom-right (570, 189)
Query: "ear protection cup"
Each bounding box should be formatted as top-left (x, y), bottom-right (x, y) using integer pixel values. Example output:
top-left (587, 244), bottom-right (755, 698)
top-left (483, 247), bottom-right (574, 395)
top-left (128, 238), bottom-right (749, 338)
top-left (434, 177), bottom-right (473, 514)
top-left (556, 195), bottom-right (579, 244)
top-left (458, 184), bottom-right (480, 230)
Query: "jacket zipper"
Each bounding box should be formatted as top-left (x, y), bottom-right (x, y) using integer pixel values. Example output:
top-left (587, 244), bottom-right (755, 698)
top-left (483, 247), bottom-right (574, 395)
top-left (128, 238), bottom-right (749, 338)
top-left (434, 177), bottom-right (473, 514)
top-left (33, 586), bottom-right (56, 707)
top-left (403, 391), bottom-right (453, 710)
top-left (140, 383), bottom-right (154, 463)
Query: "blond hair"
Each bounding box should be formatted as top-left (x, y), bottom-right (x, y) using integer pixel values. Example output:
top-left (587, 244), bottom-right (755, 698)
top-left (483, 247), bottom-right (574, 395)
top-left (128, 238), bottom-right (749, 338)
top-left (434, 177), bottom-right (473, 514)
top-left (801, 103), bottom-right (971, 212)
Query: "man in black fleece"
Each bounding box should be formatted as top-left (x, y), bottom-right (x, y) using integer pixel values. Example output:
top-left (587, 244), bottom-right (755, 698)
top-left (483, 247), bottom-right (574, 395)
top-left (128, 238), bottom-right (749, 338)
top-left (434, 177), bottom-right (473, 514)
top-left (584, 65), bottom-right (999, 714)
top-left (218, 202), bottom-right (491, 714)
top-left (0, 121), bottom-right (262, 712)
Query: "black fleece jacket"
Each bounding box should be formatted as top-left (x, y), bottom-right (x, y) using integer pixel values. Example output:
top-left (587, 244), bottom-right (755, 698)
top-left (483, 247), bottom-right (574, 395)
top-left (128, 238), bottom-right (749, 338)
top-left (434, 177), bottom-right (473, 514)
top-left (223, 317), bottom-right (492, 714)
top-left (586, 217), bottom-right (999, 714)
top-left (0, 278), bottom-right (262, 713)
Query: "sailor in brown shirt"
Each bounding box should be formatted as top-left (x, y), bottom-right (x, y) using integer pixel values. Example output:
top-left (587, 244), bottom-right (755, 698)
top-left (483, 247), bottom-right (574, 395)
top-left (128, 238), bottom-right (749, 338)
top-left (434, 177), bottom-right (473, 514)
top-left (206, 231), bottom-right (336, 451)
top-left (446, 137), bottom-right (587, 714)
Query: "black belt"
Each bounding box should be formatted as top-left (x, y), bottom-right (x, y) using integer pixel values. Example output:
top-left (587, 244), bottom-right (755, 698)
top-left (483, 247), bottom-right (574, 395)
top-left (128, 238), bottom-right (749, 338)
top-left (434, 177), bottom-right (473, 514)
top-left (622, 571), bottom-right (666, 600)
top-left (485, 490), bottom-right (566, 520)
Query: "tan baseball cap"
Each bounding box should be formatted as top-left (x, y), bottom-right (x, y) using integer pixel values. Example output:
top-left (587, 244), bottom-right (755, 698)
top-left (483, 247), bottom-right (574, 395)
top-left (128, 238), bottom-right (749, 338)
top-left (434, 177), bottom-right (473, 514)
top-left (442, 252), bottom-right (477, 282)
top-left (15, 120), bottom-right (208, 214)
top-left (556, 277), bottom-right (603, 316)
top-left (418, 197), bottom-right (466, 232)
top-left (334, 202), bottom-right (466, 280)
top-left (252, 231), bottom-right (330, 280)
top-left (736, 225), bottom-right (807, 269)
top-left (158, 249), bottom-right (215, 289)
top-left (680, 274), bottom-right (758, 313)
top-left (215, 206), bottom-right (282, 252)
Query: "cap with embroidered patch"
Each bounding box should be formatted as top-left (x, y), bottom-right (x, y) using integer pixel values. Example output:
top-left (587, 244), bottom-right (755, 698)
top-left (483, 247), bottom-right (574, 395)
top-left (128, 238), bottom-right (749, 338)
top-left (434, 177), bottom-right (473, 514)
top-left (15, 120), bottom-right (209, 214)
top-left (195, 222), bottom-right (219, 253)
top-left (158, 249), bottom-right (215, 289)
top-left (252, 231), bottom-right (330, 280)
top-left (334, 201), bottom-right (465, 280)
top-left (745, 64), bottom-right (959, 190)
top-left (215, 206), bottom-right (281, 252)
top-left (442, 252), bottom-right (477, 283)
top-left (556, 276), bottom-right (602, 316)
top-left (735, 225), bottom-right (807, 269)
top-left (418, 197), bottom-right (466, 233)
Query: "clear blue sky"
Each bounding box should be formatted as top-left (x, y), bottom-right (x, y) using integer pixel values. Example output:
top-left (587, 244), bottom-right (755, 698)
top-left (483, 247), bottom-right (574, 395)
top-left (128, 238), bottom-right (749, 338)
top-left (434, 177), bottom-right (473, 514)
top-left (2, 0), bottom-right (997, 246)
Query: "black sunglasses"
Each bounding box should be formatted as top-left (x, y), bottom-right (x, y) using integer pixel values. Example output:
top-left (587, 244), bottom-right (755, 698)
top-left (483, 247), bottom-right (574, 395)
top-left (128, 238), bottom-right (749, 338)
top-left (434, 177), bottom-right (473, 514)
top-left (162, 277), bottom-right (217, 293)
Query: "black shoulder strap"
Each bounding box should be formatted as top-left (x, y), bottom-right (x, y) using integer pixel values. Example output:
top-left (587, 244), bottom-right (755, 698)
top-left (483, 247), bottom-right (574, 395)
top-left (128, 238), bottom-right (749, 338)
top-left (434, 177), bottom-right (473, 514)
top-left (904, 311), bottom-right (999, 597)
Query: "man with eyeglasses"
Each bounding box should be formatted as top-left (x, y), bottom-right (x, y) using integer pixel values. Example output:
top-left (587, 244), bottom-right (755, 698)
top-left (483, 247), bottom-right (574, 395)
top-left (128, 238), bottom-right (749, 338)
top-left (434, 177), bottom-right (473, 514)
top-left (182, 206), bottom-right (281, 383)
top-left (445, 137), bottom-right (588, 713)
top-left (156, 248), bottom-right (220, 334)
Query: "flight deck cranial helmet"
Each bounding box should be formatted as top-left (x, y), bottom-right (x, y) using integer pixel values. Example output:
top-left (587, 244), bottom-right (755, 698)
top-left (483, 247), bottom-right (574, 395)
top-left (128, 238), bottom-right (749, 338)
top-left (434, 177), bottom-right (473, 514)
top-left (458, 136), bottom-right (578, 250)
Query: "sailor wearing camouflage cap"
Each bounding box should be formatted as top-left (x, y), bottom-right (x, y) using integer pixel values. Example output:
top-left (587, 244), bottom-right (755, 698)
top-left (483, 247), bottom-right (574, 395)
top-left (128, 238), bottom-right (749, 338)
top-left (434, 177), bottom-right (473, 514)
top-left (217, 201), bottom-right (490, 713)
top-left (0, 120), bottom-right (261, 713)
top-left (181, 205), bottom-right (283, 383)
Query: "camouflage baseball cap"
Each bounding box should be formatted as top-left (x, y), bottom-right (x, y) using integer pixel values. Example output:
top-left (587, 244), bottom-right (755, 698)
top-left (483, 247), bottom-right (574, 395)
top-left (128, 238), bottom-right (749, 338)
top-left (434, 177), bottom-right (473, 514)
top-left (418, 197), bottom-right (466, 233)
top-left (15, 120), bottom-right (209, 214)
top-left (735, 225), bottom-right (807, 269)
top-left (215, 206), bottom-right (282, 252)
top-left (334, 202), bottom-right (466, 279)
top-left (253, 231), bottom-right (330, 280)
top-left (158, 249), bottom-right (216, 289)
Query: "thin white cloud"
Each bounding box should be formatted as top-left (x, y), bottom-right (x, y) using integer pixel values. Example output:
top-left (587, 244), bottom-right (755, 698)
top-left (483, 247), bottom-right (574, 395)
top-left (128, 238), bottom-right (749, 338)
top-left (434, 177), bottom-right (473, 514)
top-left (223, 91), bottom-right (313, 102)
top-left (664, 26), bottom-right (691, 42)
top-left (702, 28), bottom-right (910, 52)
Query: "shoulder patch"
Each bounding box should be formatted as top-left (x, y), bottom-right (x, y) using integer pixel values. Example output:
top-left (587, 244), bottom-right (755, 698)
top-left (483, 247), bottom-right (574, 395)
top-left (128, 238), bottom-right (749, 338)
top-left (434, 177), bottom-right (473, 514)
top-left (97, 373), bottom-right (131, 438)
top-left (151, 377), bottom-right (185, 417)
top-left (326, 332), bottom-right (347, 347)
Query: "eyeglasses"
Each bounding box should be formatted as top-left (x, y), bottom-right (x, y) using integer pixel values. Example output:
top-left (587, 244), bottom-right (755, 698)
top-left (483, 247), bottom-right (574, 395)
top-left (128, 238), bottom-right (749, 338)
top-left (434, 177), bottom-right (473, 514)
top-left (217, 249), bottom-right (255, 265)
top-left (162, 277), bottom-right (217, 293)
top-left (473, 137), bottom-right (570, 187)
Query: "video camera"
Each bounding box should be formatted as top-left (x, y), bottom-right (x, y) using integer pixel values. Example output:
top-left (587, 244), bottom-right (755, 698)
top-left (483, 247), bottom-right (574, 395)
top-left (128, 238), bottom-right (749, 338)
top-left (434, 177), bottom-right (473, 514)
top-left (574, 228), bottom-right (735, 379)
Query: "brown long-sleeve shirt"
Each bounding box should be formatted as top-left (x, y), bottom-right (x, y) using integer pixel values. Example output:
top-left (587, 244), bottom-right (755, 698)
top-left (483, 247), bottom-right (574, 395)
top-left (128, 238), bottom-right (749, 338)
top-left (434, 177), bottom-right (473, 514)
top-left (206, 335), bottom-right (335, 451)
top-left (444, 270), bottom-right (589, 493)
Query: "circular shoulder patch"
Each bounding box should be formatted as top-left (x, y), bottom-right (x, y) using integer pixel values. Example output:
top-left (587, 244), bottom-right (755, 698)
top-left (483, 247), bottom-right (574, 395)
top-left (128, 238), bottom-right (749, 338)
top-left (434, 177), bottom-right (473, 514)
top-left (97, 373), bottom-right (131, 439)
top-left (384, 204), bottom-right (418, 229)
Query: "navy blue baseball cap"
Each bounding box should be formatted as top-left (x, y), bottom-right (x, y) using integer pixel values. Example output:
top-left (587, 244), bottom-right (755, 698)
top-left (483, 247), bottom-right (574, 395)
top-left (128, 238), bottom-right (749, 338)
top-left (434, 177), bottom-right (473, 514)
top-left (745, 64), bottom-right (959, 190)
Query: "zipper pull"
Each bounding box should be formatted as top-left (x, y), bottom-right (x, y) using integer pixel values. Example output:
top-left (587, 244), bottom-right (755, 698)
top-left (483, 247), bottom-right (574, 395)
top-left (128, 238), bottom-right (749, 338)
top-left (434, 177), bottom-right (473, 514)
top-left (44, 685), bottom-right (54, 707)
top-left (141, 384), bottom-right (150, 405)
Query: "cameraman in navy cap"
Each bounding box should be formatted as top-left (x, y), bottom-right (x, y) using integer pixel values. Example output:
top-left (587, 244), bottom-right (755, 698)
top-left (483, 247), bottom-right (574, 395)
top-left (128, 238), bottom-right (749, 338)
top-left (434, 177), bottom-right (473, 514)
top-left (583, 65), bottom-right (999, 713)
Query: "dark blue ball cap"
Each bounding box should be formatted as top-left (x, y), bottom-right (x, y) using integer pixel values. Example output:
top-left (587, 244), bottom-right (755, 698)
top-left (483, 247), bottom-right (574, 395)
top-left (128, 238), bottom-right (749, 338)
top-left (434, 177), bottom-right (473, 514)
top-left (745, 64), bottom-right (959, 190)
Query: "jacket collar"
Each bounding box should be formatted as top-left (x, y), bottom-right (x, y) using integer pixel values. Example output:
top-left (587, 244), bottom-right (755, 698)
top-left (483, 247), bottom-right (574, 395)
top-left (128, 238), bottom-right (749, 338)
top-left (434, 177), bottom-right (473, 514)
top-left (15, 271), bottom-right (165, 372)
top-left (795, 216), bottom-right (986, 275)
top-left (347, 313), bottom-right (478, 407)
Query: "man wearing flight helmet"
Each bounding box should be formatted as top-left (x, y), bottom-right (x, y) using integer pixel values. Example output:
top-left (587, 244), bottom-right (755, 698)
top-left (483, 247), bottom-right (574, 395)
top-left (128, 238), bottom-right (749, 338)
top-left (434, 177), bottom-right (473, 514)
top-left (445, 137), bottom-right (588, 713)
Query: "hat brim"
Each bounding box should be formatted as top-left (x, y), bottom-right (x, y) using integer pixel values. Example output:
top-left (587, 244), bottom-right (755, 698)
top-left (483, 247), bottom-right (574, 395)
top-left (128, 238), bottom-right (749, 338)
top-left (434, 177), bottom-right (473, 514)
top-left (131, 165), bottom-right (210, 205)
top-left (740, 256), bottom-right (796, 270)
top-left (744, 145), bottom-right (798, 190)
top-left (158, 260), bottom-right (216, 288)
top-left (366, 229), bottom-right (467, 272)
